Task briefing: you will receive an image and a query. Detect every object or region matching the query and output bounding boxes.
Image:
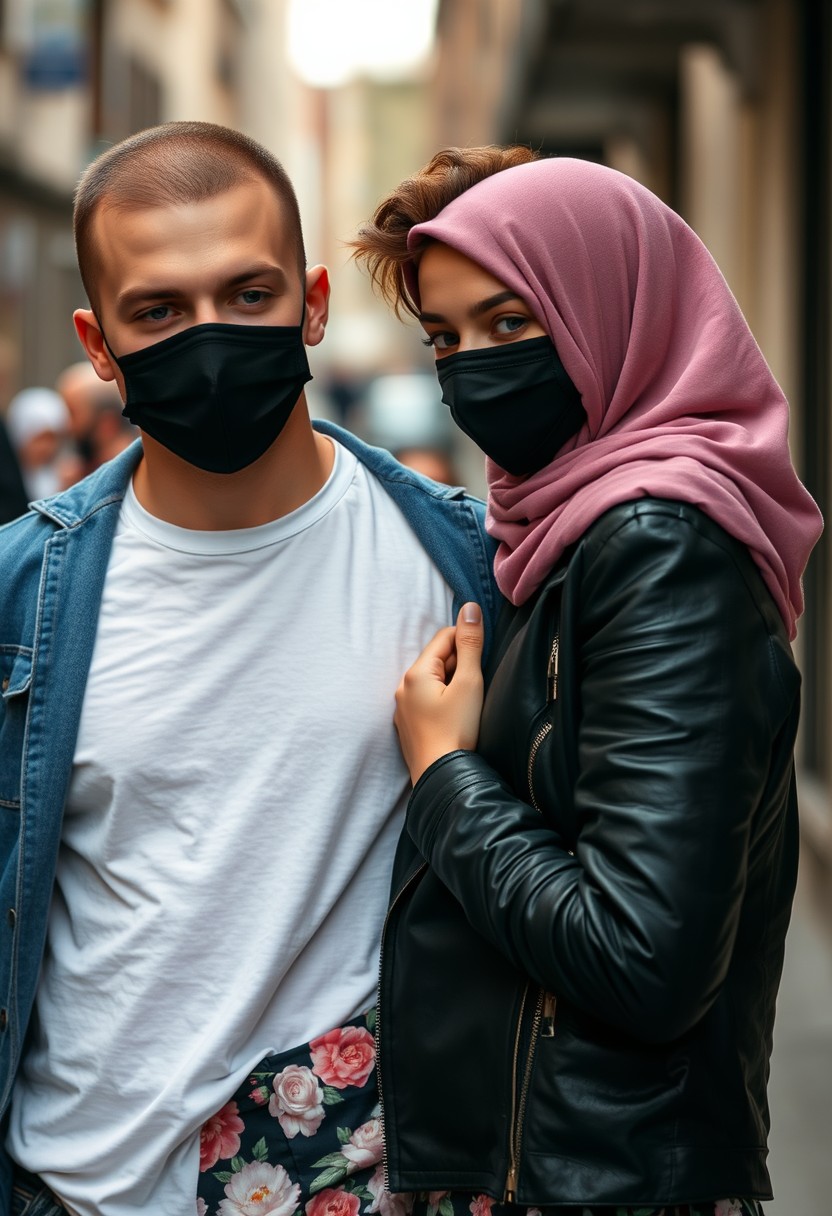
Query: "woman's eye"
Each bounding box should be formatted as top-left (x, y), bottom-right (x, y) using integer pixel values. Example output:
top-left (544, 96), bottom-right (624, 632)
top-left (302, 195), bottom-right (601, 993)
top-left (494, 315), bottom-right (528, 336)
top-left (422, 331), bottom-right (458, 351)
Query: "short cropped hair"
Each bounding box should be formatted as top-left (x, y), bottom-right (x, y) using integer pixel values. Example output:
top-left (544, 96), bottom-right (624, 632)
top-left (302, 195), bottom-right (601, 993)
top-left (350, 145), bottom-right (539, 318)
top-left (74, 121), bottom-right (306, 315)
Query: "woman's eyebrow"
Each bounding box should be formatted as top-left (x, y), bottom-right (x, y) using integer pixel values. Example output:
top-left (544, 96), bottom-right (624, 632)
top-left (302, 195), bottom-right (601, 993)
top-left (469, 290), bottom-right (524, 317)
top-left (419, 290), bottom-right (524, 325)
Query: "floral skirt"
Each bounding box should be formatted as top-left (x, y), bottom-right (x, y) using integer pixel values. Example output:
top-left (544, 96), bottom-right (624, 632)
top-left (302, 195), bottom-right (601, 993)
top-left (195, 1010), bottom-right (765, 1216)
top-left (196, 1009), bottom-right (396, 1216)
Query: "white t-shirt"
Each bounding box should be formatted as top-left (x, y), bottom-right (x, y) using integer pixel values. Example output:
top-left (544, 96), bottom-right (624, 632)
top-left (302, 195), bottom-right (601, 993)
top-left (8, 439), bottom-right (454, 1215)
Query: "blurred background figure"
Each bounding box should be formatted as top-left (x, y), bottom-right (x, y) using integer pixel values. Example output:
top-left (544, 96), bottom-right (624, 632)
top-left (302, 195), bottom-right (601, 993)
top-left (88, 392), bottom-right (138, 466)
top-left (56, 360), bottom-right (137, 475)
top-left (394, 445), bottom-right (459, 485)
top-left (0, 335), bottom-right (27, 522)
top-left (5, 387), bottom-right (78, 501)
top-left (55, 361), bottom-right (104, 476)
top-left (0, 414), bottom-right (27, 523)
top-left (359, 370), bottom-right (460, 485)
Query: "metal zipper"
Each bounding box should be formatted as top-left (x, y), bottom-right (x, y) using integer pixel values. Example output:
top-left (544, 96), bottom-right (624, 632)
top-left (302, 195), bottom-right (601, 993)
top-left (540, 991), bottom-right (557, 1038)
top-left (527, 633), bottom-right (559, 812)
top-left (376, 862), bottom-right (427, 1191)
top-left (547, 635), bottom-right (560, 701)
top-left (504, 986), bottom-right (544, 1201)
top-left (508, 631), bottom-right (562, 1198)
top-left (503, 982), bottom-right (530, 1201)
top-left (527, 721), bottom-right (552, 812)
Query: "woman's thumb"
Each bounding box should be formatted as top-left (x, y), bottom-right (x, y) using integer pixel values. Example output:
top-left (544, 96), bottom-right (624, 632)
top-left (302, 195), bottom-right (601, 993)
top-left (455, 602), bottom-right (484, 667)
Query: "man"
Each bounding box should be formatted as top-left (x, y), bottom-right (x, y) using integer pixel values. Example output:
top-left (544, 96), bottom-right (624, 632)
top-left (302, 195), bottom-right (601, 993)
top-left (0, 122), bottom-right (497, 1215)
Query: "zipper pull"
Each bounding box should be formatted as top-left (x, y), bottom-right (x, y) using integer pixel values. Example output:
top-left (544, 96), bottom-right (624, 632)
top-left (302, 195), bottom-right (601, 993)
top-left (547, 636), bottom-right (559, 701)
top-left (504, 1163), bottom-right (518, 1203)
top-left (540, 992), bottom-right (557, 1038)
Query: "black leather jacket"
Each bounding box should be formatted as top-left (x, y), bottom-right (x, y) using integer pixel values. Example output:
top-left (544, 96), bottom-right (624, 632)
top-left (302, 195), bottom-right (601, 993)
top-left (378, 498), bottom-right (801, 1207)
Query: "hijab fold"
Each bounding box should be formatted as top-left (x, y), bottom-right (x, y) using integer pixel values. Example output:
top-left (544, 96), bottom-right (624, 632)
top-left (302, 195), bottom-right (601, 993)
top-left (407, 158), bottom-right (822, 638)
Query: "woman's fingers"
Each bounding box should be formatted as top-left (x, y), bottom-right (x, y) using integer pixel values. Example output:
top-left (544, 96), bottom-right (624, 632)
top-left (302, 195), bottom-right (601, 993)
top-left (394, 604), bottom-right (485, 784)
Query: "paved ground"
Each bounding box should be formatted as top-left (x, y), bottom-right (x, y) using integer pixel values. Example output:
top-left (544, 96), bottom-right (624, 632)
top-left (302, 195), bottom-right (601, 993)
top-left (765, 845), bottom-right (832, 1215)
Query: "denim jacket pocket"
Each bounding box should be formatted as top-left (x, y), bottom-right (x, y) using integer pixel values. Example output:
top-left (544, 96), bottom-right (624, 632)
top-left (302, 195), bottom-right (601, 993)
top-left (0, 646), bottom-right (33, 809)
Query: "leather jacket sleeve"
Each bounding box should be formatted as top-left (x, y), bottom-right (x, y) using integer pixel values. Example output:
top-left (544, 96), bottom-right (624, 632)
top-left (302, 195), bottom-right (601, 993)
top-left (405, 508), bottom-right (800, 1044)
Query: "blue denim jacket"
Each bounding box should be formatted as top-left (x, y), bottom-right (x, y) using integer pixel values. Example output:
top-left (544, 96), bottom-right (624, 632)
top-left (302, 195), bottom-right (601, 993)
top-left (0, 421), bottom-right (499, 1208)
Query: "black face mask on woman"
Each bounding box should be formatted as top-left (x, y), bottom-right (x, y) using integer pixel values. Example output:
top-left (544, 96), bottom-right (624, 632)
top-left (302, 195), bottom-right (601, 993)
top-left (435, 335), bottom-right (586, 477)
top-left (109, 321), bottom-right (312, 474)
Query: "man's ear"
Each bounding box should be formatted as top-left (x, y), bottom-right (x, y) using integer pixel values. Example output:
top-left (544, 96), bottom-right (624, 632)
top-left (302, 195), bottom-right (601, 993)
top-left (303, 266), bottom-right (330, 348)
top-left (73, 309), bottom-right (118, 381)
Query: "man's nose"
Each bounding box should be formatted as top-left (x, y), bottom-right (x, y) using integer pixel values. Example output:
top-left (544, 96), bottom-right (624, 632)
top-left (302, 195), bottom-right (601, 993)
top-left (193, 304), bottom-right (224, 327)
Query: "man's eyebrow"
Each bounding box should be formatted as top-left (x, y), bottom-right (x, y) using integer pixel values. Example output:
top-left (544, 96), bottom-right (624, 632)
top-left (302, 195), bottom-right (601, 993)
top-left (223, 263), bottom-right (289, 291)
top-left (115, 264), bottom-right (289, 312)
top-left (418, 290), bottom-right (524, 325)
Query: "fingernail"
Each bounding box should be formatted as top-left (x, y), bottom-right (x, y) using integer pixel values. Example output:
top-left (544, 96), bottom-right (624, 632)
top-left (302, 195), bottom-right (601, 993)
top-left (463, 602), bottom-right (481, 624)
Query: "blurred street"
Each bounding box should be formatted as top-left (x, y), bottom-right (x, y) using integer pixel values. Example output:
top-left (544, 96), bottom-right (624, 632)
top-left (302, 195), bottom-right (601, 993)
top-left (766, 847), bottom-right (832, 1216)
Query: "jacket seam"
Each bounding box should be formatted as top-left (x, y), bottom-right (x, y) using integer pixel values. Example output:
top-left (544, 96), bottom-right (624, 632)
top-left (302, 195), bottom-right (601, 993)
top-left (414, 773), bottom-right (499, 859)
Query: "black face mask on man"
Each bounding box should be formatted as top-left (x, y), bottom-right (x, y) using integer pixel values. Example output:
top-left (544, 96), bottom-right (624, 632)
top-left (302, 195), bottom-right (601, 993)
top-left (435, 335), bottom-right (586, 477)
top-left (107, 320), bottom-right (312, 474)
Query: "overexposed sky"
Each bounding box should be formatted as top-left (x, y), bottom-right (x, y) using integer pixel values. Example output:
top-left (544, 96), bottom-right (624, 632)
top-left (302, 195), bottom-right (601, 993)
top-left (286, 0), bottom-right (439, 87)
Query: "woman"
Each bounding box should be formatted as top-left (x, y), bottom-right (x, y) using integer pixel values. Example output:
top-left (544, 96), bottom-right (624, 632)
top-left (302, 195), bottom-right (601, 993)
top-left (352, 149), bottom-right (823, 1216)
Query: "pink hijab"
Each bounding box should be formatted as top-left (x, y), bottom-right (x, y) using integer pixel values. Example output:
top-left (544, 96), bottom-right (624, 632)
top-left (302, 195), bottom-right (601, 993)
top-left (407, 158), bottom-right (823, 638)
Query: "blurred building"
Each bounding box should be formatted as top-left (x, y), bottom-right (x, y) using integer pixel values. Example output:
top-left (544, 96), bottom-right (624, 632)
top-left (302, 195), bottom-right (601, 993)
top-left (0, 0), bottom-right (322, 395)
top-left (0, 0), bottom-right (439, 428)
top-left (431, 0), bottom-right (832, 871)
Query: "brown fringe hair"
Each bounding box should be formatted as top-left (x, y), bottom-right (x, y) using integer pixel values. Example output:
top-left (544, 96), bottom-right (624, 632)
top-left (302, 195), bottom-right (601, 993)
top-left (350, 145), bottom-right (539, 318)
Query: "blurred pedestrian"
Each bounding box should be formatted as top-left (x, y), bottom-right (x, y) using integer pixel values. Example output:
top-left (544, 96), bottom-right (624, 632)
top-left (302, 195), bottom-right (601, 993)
top-left (0, 335), bottom-right (28, 522)
top-left (87, 391), bottom-right (138, 466)
top-left (393, 444), bottom-right (459, 484)
top-left (5, 387), bottom-right (78, 500)
top-left (0, 413), bottom-right (27, 523)
top-left (56, 359), bottom-right (131, 475)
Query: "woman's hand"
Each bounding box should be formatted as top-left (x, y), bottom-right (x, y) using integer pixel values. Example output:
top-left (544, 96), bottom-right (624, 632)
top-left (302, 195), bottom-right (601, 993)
top-left (395, 602), bottom-right (485, 785)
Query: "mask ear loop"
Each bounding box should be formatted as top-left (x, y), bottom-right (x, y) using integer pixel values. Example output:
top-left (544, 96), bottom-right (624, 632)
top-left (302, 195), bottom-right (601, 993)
top-left (91, 313), bottom-right (114, 358)
top-left (88, 315), bottom-right (133, 420)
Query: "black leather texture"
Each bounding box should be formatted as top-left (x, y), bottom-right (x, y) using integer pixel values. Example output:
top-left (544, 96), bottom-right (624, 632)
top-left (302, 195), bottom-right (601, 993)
top-left (379, 498), bottom-right (801, 1207)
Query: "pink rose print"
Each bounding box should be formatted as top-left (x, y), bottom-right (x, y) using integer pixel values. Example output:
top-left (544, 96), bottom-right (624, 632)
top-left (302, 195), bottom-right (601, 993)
top-left (714, 1204), bottom-right (743, 1216)
top-left (269, 1064), bottom-right (325, 1139)
top-left (196, 1201), bottom-right (208, 1216)
top-left (469, 1197), bottom-right (494, 1216)
top-left (366, 1165), bottom-right (414, 1216)
top-left (305, 1188), bottom-right (361, 1216)
top-left (340, 1117), bottom-right (384, 1172)
top-left (250, 1086), bottom-right (270, 1107)
top-left (200, 1100), bottom-right (245, 1171)
top-left (309, 1025), bottom-right (376, 1090)
top-left (218, 1160), bottom-right (301, 1216)
top-left (427, 1197), bottom-right (449, 1208)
